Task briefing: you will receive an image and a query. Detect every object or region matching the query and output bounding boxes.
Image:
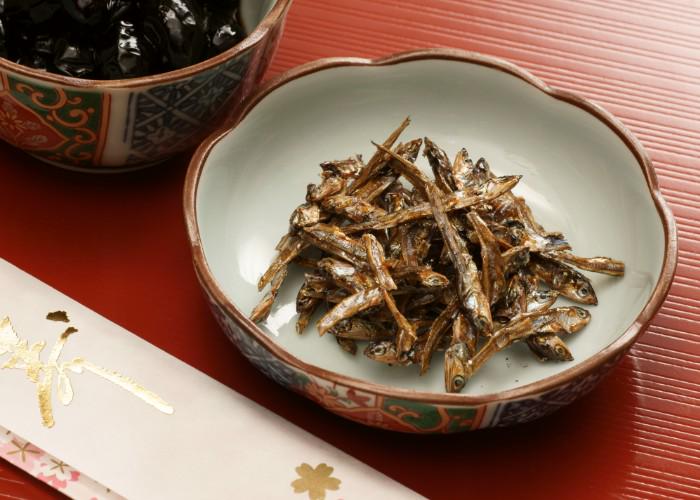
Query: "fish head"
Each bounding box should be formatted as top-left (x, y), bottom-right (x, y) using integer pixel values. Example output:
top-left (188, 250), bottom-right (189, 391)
top-left (528, 334), bottom-right (573, 362)
top-left (557, 306), bottom-right (591, 333)
top-left (444, 343), bottom-right (471, 393)
top-left (364, 341), bottom-right (399, 364)
top-left (553, 269), bottom-right (598, 305)
top-left (289, 203), bottom-right (322, 230)
top-left (571, 276), bottom-right (598, 305)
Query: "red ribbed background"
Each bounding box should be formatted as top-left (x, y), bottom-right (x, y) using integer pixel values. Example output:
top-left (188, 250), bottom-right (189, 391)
top-left (1, 1), bottom-right (699, 498)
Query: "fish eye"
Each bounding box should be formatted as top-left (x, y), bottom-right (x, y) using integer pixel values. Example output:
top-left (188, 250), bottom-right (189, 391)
top-left (372, 344), bottom-right (387, 356)
top-left (576, 308), bottom-right (588, 318)
top-left (578, 286), bottom-right (590, 297)
top-left (453, 376), bottom-right (465, 389)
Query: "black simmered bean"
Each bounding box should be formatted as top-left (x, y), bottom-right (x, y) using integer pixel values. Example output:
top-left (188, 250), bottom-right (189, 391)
top-left (0, 0), bottom-right (245, 79)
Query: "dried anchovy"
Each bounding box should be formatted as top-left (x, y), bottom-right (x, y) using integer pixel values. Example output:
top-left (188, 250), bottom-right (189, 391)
top-left (251, 118), bottom-right (624, 394)
top-left (467, 211), bottom-right (506, 306)
top-left (426, 184), bottom-right (492, 336)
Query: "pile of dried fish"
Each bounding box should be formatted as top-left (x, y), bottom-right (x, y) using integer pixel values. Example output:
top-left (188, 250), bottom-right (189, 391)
top-left (251, 118), bottom-right (625, 393)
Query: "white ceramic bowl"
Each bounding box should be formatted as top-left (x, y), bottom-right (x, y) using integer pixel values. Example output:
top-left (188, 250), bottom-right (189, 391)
top-left (185, 49), bottom-right (677, 432)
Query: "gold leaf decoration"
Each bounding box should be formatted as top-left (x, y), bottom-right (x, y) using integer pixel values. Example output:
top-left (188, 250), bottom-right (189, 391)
top-left (0, 315), bottom-right (174, 428)
top-left (46, 311), bottom-right (69, 323)
top-left (291, 463), bottom-right (341, 500)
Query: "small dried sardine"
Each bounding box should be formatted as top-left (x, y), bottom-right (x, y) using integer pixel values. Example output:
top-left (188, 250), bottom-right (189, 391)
top-left (382, 289), bottom-right (417, 354)
top-left (343, 175), bottom-right (521, 234)
top-left (317, 287), bottom-right (384, 335)
top-left (527, 334), bottom-right (573, 362)
top-left (544, 251), bottom-right (625, 277)
top-left (322, 194), bottom-right (385, 222)
top-left (530, 254), bottom-right (598, 305)
top-left (328, 318), bottom-right (393, 341)
top-left (258, 235), bottom-right (307, 291)
top-left (290, 203), bottom-right (325, 230)
top-left (452, 313), bottom-right (477, 357)
top-left (306, 176), bottom-right (345, 203)
top-left (362, 234), bottom-right (397, 291)
top-left (451, 148), bottom-right (474, 191)
top-left (419, 298), bottom-right (459, 374)
top-left (467, 211), bottom-right (506, 306)
top-left (336, 337), bottom-right (358, 355)
top-left (424, 137), bottom-right (455, 193)
top-left (444, 342), bottom-right (470, 392)
top-left (317, 257), bottom-right (371, 292)
top-left (320, 155), bottom-right (364, 178)
top-left (296, 273), bottom-right (327, 333)
top-left (426, 184), bottom-right (492, 336)
top-left (364, 341), bottom-right (416, 366)
top-left (533, 306), bottom-right (591, 335)
top-left (250, 267), bottom-right (289, 323)
top-left (463, 306), bottom-right (590, 380)
top-left (301, 224), bottom-right (367, 267)
top-left (348, 117), bottom-right (411, 193)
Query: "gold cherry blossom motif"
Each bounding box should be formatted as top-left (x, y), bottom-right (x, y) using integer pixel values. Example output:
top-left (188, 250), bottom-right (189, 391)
top-left (0, 314), bottom-right (174, 428)
top-left (291, 463), bottom-right (341, 500)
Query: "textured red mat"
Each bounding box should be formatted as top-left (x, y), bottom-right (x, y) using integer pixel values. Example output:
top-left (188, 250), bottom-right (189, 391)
top-left (1, 1), bottom-right (698, 498)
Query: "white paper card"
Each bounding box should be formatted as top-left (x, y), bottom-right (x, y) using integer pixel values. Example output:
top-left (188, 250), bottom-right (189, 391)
top-left (0, 259), bottom-right (421, 500)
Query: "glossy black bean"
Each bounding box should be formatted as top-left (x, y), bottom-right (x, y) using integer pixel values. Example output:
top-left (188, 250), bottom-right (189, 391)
top-left (1, 0), bottom-right (245, 78)
top-left (143, 0), bottom-right (206, 69)
top-left (53, 38), bottom-right (97, 78)
top-left (100, 19), bottom-right (155, 78)
top-left (206, 3), bottom-right (244, 55)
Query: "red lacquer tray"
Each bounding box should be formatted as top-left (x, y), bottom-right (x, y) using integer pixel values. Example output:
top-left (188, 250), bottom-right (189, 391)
top-left (1, 1), bottom-right (699, 498)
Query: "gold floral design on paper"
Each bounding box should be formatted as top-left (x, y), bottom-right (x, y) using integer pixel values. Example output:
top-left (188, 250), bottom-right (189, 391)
top-left (291, 463), bottom-right (341, 500)
top-left (0, 315), bottom-right (174, 428)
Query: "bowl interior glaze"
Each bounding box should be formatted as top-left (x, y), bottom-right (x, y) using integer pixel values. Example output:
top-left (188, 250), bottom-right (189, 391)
top-left (196, 58), bottom-right (665, 395)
